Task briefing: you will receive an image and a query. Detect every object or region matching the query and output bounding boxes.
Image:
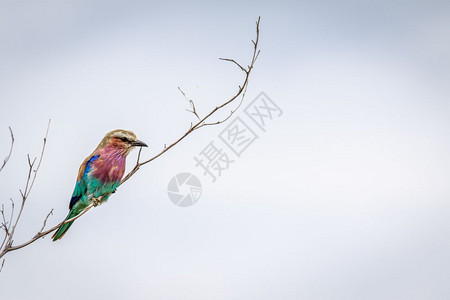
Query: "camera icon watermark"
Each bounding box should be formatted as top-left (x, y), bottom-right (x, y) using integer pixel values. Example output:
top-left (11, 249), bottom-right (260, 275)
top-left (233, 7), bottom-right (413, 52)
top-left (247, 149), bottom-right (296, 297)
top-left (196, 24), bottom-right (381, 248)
top-left (167, 173), bottom-right (202, 207)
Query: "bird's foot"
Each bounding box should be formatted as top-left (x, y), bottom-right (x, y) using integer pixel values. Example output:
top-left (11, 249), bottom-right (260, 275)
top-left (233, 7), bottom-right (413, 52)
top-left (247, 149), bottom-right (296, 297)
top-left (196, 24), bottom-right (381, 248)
top-left (92, 197), bottom-right (102, 207)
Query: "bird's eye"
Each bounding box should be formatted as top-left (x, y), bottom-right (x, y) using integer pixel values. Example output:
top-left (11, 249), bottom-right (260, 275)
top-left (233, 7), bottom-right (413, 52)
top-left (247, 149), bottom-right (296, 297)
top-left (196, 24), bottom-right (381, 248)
top-left (120, 137), bottom-right (128, 142)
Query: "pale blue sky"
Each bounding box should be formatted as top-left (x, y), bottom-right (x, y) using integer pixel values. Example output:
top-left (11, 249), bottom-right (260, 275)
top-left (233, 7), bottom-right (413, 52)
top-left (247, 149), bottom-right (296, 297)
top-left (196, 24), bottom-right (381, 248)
top-left (1, 1), bottom-right (450, 299)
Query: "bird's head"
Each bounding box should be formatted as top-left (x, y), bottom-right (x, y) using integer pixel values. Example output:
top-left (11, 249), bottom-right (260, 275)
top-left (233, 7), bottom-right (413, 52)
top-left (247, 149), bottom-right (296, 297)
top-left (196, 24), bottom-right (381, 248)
top-left (100, 129), bottom-right (148, 155)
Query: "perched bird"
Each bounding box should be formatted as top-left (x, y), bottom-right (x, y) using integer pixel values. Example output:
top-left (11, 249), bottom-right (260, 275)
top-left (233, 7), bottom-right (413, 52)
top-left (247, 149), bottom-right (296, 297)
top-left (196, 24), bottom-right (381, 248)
top-left (52, 129), bottom-right (147, 241)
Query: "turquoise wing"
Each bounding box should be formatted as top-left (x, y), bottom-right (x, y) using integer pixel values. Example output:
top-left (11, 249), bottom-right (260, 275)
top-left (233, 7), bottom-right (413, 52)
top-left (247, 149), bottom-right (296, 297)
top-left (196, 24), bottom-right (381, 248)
top-left (69, 154), bottom-right (100, 209)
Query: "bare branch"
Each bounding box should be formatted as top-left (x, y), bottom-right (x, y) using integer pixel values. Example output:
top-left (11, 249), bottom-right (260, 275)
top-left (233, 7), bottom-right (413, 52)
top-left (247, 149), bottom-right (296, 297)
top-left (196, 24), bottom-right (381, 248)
top-left (0, 120), bottom-right (51, 262)
top-left (9, 120), bottom-right (50, 240)
top-left (1, 203), bottom-right (93, 257)
top-left (0, 127), bottom-right (14, 173)
top-left (121, 16), bottom-right (261, 186)
top-left (0, 17), bottom-right (262, 265)
top-left (0, 205), bottom-right (8, 250)
top-left (200, 71), bottom-right (250, 128)
top-left (0, 199), bottom-right (14, 251)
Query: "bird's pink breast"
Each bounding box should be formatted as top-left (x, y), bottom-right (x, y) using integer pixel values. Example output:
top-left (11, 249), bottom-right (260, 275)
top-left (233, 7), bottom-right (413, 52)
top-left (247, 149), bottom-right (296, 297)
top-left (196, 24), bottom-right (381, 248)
top-left (91, 147), bottom-right (127, 183)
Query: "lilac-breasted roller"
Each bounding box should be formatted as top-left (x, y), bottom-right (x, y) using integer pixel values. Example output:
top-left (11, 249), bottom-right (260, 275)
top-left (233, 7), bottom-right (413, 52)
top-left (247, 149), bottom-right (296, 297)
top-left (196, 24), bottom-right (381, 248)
top-left (52, 129), bottom-right (147, 241)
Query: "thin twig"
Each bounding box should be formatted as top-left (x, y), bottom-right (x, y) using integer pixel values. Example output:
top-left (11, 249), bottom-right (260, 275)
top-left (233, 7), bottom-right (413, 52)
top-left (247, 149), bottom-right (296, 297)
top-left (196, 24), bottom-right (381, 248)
top-left (201, 72), bottom-right (250, 127)
top-left (218, 58), bottom-right (247, 73)
top-left (38, 209), bottom-right (53, 234)
top-left (0, 199), bottom-right (14, 251)
top-left (179, 87), bottom-right (201, 121)
top-left (0, 127), bottom-right (14, 173)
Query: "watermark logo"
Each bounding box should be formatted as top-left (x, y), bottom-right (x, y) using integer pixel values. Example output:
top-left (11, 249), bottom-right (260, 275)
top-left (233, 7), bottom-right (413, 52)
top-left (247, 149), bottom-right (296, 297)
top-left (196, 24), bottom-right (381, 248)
top-left (167, 173), bottom-right (202, 207)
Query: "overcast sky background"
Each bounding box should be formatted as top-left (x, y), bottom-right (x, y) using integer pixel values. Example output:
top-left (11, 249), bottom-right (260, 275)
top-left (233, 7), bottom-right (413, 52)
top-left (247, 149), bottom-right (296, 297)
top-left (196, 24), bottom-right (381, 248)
top-left (1, 0), bottom-right (450, 299)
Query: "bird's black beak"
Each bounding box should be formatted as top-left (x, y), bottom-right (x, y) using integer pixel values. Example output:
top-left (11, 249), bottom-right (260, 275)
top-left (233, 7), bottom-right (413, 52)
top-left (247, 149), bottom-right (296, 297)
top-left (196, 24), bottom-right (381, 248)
top-left (131, 140), bottom-right (148, 147)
